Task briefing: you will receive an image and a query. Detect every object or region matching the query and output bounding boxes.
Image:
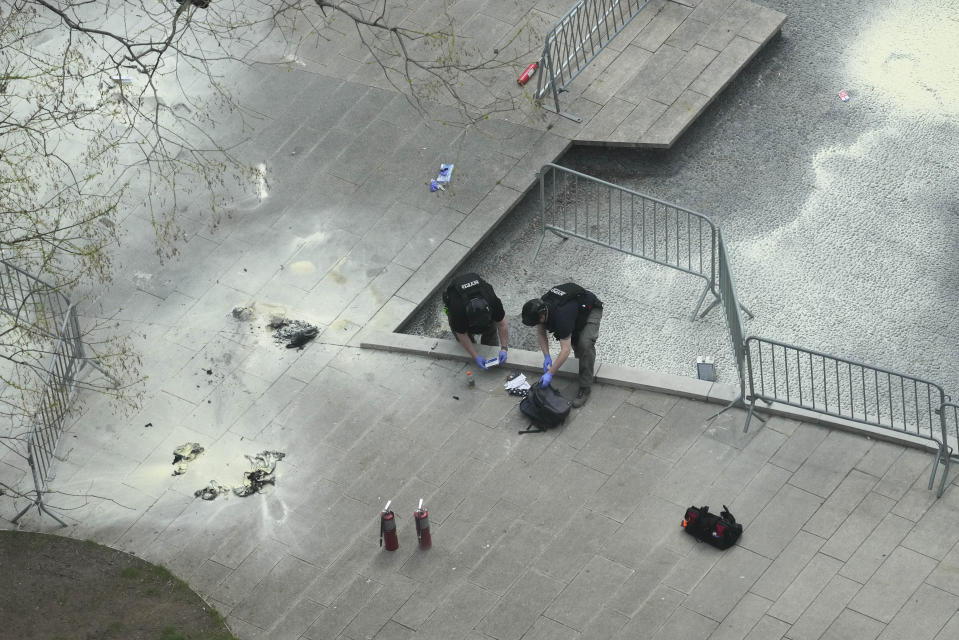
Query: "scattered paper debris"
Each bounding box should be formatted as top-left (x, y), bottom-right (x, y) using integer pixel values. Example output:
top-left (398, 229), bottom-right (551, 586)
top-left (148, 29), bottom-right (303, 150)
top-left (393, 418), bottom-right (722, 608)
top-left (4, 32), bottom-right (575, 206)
top-left (505, 372), bottom-right (531, 397)
top-left (172, 443), bottom-right (204, 476)
top-left (838, 89), bottom-right (850, 102)
top-left (234, 451), bottom-right (286, 497)
top-left (430, 163), bottom-right (454, 192)
top-left (191, 451), bottom-right (287, 501)
top-left (436, 163), bottom-right (454, 185)
top-left (195, 480), bottom-right (229, 501)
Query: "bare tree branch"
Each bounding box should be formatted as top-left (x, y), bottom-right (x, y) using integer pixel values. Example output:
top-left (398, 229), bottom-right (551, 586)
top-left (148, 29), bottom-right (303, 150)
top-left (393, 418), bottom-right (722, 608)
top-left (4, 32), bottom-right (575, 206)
top-left (1, 0), bottom-right (543, 516)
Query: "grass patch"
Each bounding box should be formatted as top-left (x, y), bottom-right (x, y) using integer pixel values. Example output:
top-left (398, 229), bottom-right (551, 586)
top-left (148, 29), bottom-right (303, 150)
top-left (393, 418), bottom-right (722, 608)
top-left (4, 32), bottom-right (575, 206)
top-left (0, 531), bottom-right (238, 640)
top-left (159, 627), bottom-right (188, 640)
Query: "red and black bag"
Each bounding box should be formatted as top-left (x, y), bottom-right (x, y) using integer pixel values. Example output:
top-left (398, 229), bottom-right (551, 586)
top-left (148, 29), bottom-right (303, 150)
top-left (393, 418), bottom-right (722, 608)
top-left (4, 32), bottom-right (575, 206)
top-left (681, 505), bottom-right (742, 550)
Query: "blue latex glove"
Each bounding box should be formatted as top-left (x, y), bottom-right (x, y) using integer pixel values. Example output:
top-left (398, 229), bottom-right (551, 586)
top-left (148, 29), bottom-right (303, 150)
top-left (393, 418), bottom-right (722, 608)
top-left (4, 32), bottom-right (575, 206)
top-left (540, 372), bottom-right (553, 387)
top-left (499, 350), bottom-right (508, 364)
top-left (474, 355), bottom-right (488, 370)
top-left (543, 354), bottom-right (552, 373)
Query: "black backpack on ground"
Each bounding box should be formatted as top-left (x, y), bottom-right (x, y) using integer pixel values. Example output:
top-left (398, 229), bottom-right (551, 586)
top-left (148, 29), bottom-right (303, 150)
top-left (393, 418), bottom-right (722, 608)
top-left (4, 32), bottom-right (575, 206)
top-left (519, 381), bottom-right (571, 433)
top-left (681, 505), bottom-right (742, 550)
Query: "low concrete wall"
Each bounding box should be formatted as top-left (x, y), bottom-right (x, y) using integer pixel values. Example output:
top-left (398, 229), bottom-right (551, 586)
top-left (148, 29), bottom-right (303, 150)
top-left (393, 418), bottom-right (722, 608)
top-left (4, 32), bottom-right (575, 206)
top-left (360, 331), bottom-right (942, 457)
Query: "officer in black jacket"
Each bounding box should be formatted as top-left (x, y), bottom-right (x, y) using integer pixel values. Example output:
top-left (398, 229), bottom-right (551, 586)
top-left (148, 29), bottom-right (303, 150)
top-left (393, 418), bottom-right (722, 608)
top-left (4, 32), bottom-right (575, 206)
top-left (522, 283), bottom-right (602, 407)
top-left (443, 272), bottom-right (509, 370)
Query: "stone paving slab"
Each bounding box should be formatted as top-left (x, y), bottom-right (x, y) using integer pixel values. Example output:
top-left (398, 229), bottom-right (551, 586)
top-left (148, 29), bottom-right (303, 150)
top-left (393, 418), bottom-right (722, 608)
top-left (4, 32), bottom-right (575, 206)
top-left (572, 0), bottom-right (786, 147)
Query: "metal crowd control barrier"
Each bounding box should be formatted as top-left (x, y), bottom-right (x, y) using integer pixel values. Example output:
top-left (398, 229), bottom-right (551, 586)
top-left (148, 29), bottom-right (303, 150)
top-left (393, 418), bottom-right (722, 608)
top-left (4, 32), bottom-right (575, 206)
top-left (707, 230), bottom-right (766, 425)
top-left (535, 0), bottom-right (650, 121)
top-left (744, 336), bottom-right (952, 496)
top-left (944, 403), bottom-right (959, 444)
top-left (0, 263), bottom-right (71, 337)
top-left (1, 259), bottom-right (117, 525)
top-left (716, 232), bottom-right (745, 379)
top-left (535, 163), bottom-right (724, 321)
top-left (942, 403), bottom-right (958, 490)
top-left (534, 165), bottom-right (955, 496)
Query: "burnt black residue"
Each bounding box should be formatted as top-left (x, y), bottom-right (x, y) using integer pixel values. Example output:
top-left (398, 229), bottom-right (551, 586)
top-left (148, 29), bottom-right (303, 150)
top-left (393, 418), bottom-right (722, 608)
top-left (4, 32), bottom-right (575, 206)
top-left (172, 443), bottom-right (204, 476)
top-left (192, 450), bottom-right (286, 501)
top-left (194, 480), bottom-right (228, 501)
top-left (269, 318), bottom-right (318, 349)
top-left (234, 451), bottom-right (286, 497)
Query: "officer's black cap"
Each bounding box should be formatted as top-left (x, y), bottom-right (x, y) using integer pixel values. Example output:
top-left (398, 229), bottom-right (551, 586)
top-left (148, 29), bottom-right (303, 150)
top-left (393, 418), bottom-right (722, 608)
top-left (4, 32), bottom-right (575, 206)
top-left (521, 298), bottom-right (546, 326)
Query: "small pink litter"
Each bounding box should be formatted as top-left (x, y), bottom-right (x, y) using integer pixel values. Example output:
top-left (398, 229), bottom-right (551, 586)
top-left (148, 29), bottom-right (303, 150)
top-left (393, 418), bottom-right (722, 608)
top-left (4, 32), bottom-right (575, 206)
top-left (838, 90), bottom-right (850, 102)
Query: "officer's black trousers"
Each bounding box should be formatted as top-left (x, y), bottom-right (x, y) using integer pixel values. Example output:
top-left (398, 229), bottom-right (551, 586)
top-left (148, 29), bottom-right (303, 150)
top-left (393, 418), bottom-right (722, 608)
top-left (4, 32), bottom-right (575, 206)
top-left (572, 308), bottom-right (602, 390)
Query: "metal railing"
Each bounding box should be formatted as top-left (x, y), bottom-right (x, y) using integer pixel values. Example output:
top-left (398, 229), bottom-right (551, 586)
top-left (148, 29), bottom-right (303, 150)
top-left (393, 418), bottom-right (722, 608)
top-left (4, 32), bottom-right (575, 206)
top-left (744, 336), bottom-right (952, 496)
top-left (1, 259), bottom-right (116, 525)
top-left (534, 163), bottom-right (722, 321)
top-left (714, 231), bottom-right (750, 400)
top-left (534, 165), bottom-right (956, 496)
top-left (535, 0), bottom-right (650, 121)
top-left (703, 230), bottom-right (766, 429)
top-left (944, 404), bottom-right (959, 444)
top-left (0, 262), bottom-right (71, 338)
top-left (941, 403), bottom-right (958, 492)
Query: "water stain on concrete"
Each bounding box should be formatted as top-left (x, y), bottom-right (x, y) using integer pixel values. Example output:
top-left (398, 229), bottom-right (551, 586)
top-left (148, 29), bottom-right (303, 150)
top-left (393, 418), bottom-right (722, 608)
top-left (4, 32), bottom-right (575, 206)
top-left (289, 260), bottom-right (315, 275)
top-left (327, 268), bottom-right (347, 285)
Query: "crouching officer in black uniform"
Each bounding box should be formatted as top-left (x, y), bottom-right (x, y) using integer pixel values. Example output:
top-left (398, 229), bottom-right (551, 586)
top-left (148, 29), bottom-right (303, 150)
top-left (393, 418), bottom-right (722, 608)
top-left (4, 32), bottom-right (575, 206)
top-left (443, 273), bottom-right (509, 370)
top-left (521, 283), bottom-right (602, 407)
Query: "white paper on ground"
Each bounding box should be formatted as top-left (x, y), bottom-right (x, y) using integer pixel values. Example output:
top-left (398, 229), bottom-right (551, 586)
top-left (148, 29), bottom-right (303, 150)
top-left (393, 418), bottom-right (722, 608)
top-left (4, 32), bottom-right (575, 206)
top-left (504, 374), bottom-right (530, 390)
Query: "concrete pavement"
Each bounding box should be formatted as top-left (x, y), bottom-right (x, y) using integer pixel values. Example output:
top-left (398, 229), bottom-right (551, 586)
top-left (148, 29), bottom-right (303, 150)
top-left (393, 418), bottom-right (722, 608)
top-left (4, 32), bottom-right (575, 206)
top-left (17, 340), bottom-right (959, 640)
top-left (3, 0), bottom-right (959, 639)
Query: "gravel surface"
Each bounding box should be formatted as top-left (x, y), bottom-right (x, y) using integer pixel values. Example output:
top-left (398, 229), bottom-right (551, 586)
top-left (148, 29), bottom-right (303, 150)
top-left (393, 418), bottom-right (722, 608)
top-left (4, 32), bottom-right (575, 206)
top-left (403, 0), bottom-right (959, 396)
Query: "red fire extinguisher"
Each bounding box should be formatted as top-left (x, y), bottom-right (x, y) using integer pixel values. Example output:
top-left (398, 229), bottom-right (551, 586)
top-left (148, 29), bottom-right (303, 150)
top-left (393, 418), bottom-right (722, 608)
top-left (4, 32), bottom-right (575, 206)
top-left (517, 62), bottom-right (538, 86)
top-left (380, 500), bottom-right (398, 551)
top-left (414, 499), bottom-right (431, 549)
